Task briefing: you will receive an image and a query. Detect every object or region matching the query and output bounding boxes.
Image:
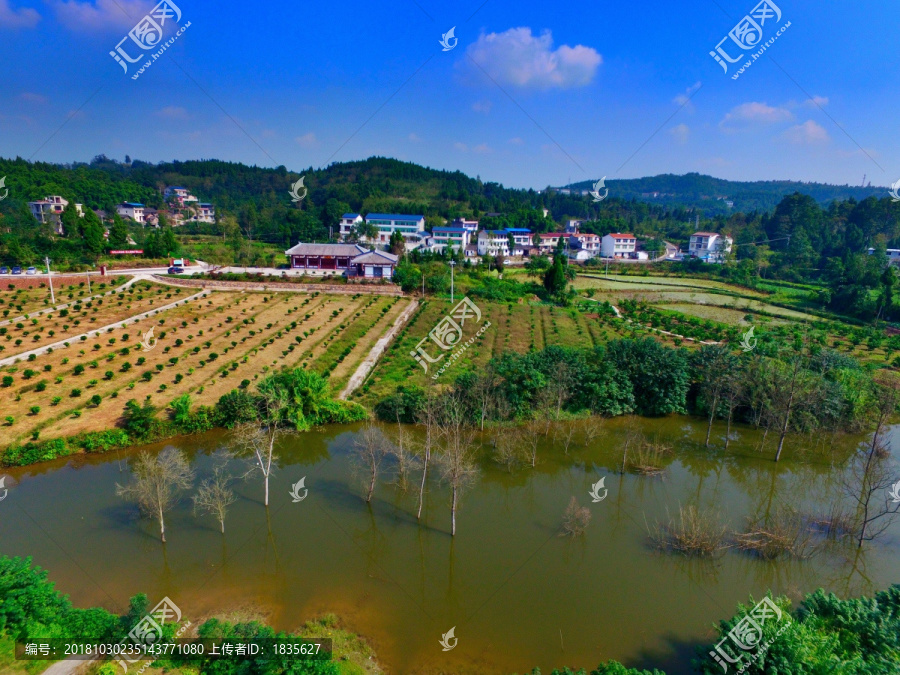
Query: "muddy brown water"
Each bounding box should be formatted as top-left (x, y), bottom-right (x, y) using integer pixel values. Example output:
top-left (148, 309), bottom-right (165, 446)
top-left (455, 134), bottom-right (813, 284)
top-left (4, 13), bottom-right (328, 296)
top-left (1, 417), bottom-right (898, 674)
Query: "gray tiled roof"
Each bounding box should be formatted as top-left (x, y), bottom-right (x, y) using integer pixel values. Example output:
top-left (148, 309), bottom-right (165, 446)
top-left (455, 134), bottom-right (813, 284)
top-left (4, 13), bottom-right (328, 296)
top-left (351, 250), bottom-right (399, 264)
top-left (284, 242), bottom-right (368, 256)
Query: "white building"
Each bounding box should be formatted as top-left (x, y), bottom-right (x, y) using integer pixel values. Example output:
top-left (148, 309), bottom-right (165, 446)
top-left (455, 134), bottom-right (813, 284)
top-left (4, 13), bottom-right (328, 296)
top-left (338, 213), bottom-right (363, 239)
top-left (477, 230), bottom-right (511, 257)
top-left (116, 202), bottom-right (146, 224)
top-left (431, 227), bottom-right (471, 253)
top-left (448, 217), bottom-right (479, 233)
top-left (28, 196), bottom-right (83, 224)
top-left (600, 233), bottom-right (637, 258)
top-left (572, 233), bottom-right (601, 256)
top-left (689, 231), bottom-right (733, 263)
top-left (365, 213), bottom-right (426, 250)
top-left (187, 203), bottom-right (215, 224)
top-left (505, 228), bottom-right (532, 255)
top-left (867, 248), bottom-right (900, 267)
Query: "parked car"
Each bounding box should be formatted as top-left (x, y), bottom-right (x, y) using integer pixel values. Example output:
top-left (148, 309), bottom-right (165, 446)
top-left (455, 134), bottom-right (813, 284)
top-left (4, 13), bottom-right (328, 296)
top-left (168, 266), bottom-right (184, 275)
top-left (0, 267), bottom-right (8, 274)
top-left (26, 267), bottom-right (37, 275)
top-left (11, 266), bottom-right (22, 275)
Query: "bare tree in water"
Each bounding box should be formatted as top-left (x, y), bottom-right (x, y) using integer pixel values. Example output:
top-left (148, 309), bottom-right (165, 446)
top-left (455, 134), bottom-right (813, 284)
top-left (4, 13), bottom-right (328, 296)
top-left (843, 377), bottom-right (900, 548)
top-left (353, 423), bottom-right (390, 503)
top-left (117, 448), bottom-right (195, 543)
top-left (232, 388), bottom-right (287, 507)
top-left (437, 393), bottom-right (480, 536)
top-left (193, 466), bottom-right (237, 534)
top-left (415, 391), bottom-right (441, 520)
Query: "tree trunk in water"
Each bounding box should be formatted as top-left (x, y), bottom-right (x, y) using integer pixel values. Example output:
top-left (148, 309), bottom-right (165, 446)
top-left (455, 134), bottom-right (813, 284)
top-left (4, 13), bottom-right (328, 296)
top-left (367, 470), bottom-right (376, 503)
top-left (417, 454), bottom-right (428, 520)
top-left (264, 473), bottom-right (269, 507)
top-left (220, 519), bottom-right (225, 534)
top-left (724, 409), bottom-right (733, 451)
top-left (159, 508), bottom-right (166, 543)
top-left (775, 399), bottom-right (793, 462)
top-left (705, 393), bottom-right (719, 448)
top-left (451, 486), bottom-right (458, 537)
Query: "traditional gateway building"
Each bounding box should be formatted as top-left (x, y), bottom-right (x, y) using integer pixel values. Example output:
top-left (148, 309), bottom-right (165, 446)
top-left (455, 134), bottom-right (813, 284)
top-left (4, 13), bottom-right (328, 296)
top-left (284, 242), bottom-right (399, 279)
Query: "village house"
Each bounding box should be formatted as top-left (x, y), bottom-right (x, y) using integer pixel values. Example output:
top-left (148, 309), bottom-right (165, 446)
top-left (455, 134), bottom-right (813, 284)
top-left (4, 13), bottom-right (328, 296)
top-left (116, 202), bottom-right (146, 224)
top-left (448, 217), bottom-right (479, 234)
top-left (431, 227), bottom-right (471, 253)
top-left (365, 213), bottom-right (426, 250)
top-left (571, 232), bottom-right (601, 256)
top-left (538, 232), bottom-right (573, 254)
top-left (689, 231), bottom-right (733, 263)
top-left (28, 196), bottom-right (84, 232)
top-left (338, 213), bottom-right (363, 239)
top-left (284, 242), bottom-right (399, 279)
top-left (600, 233), bottom-right (637, 258)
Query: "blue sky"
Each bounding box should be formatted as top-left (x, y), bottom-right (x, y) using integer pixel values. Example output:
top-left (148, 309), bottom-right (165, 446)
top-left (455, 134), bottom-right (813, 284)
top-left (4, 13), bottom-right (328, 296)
top-left (1, 0), bottom-right (898, 189)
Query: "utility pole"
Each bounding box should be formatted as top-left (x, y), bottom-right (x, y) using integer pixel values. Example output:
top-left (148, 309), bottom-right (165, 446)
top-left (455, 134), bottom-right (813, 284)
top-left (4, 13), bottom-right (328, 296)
top-left (45, 257), bottom-right (55, 304)
top-left (449, 260), bottom-right (456, 304)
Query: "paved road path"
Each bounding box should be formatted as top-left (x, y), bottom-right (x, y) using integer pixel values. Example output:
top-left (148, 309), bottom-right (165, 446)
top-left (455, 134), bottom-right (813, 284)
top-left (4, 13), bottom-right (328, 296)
top-left (339, 299), bottom-right (419, 399)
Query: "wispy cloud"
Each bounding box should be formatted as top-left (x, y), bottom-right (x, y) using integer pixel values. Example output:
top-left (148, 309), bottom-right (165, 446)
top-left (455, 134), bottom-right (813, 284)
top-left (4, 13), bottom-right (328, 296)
top-left (804, 95), bottom-right (829, 108)
top-left (19, 92), bottom-right (48, 104)
top-left (0, 0), bottom-right (40, 28)
top-left (51, 0), bottom-right (147, 30)
top-left (157, 105), bottom-right (188, 119)
top-left (472, 143), bottom-right (492, 154)
top-left (720, 102), bottom-right (793, 128)
top-left (673, 82), bottom-right (701, 112)
top-left (783, 120), bottom-right (829, 145)
top-left (453, 142), bottom-right (468, 152)
top-left (408, 132), bottom-right (422, 142)
top-left (472, 100), bottom-right (493, 114)
top-left (669, 123), bottom-right (690, 144)
top-left (464, 27), bottom-right (601, 90)
top-left (508, 137), bottom-right (524, 145)
top-left (295, 132), bottom-right (318, 147)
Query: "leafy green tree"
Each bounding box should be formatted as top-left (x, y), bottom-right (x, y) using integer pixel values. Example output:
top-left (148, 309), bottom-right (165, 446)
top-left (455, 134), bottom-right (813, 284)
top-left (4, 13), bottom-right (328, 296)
top-left (388, 230), bottom-right (406, 256)
top-left (82, 209), bottom-right (106, 259)
top-left (60, 203), bottom-right (82, 237)
top-left (108, 213), bottom-right (129, 248)
top-left (122, 398), bottom-right (158, 437)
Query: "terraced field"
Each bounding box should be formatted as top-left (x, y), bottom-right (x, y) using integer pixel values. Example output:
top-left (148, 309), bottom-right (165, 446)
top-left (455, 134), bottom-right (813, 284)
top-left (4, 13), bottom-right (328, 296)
top-left (0, 289), bottom-right (413, 446)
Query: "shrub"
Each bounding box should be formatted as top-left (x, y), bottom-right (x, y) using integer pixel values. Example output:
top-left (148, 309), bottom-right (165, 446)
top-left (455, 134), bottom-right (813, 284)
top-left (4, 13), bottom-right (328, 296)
top-left (70, 388), bottom-right (82, 397)
top-left (35, 381), bottom-right (47, 392)
top-left (90, 395), bottom-right (102, 407)
top-left (29, 406), bottom-right (40, 415)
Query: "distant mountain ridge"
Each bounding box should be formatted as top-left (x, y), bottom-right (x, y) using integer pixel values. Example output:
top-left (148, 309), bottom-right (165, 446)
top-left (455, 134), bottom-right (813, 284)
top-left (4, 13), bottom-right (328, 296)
top-left (563, 172), bottom-right (886, 213)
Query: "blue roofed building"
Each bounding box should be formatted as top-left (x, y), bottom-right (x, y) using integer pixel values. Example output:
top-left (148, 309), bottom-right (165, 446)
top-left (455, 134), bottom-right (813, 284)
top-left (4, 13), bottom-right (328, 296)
top-left (364, 213), bottom-right (427, 250)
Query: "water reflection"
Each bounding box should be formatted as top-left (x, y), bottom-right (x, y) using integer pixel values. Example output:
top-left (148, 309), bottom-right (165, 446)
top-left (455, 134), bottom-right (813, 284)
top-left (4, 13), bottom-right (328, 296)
top-left (0, 416), bottom-right (897, 675)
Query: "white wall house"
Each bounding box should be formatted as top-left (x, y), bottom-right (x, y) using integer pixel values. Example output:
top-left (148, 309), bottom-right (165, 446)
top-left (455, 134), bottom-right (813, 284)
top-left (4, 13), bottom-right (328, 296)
top-left (365, 213), bottom-right (426, 250)
top-left (572, 233), bottom-right (601, 256)
top-left (600, 233), bottom-right (637, 258)
top-left (117, 202), bottom-right (146, 224)
top-left (338, 213), bottom-right (363, 239)
top-left (867, 248), bottom-right (900, 267)
top-left (506, 228), bottom-right (532, 255)
top-left (431, 227), bottom-right (471, 253)
top-left (689, 231), bottom-right (733, 263)
top-left (477, 230), bottom-right (511, 257)
top-left (187, 203), bottom-right (215, 223)
top-left (28, 196), bottom-right (83, 223)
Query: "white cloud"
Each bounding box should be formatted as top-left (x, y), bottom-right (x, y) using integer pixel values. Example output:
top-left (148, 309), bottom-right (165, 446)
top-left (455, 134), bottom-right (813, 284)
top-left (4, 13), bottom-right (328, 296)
top-left (783, 120), bottom-right (829, 145)
top-left (472, 100), bottom-right (493, 114)
top-left (669, 123), bottom-right (690, 144)
top-left (295, 132), bottom-right (317, 147)
top-left (19, 92), bottom-right (47, 104)
top-left (804, 95), bottom-right (829, 108)
top-left (720, 102), bottom-right (793, 127)
top-left (508, 137), bottom-right (524, 145)
top-left (157, 105), bottom-right (188, 119)
top-left (0, 0), bottom-right (40, 28)
top-left (472, 143), bottom-right (492, 154)
top-left (673, 82), bottom-right (701, 111)
top-left (51, 0), bottom-right (149, 30)
top-left (465, 27), bottom-right (601, 90)
top-left (408, 133), bottom-right (422, 142)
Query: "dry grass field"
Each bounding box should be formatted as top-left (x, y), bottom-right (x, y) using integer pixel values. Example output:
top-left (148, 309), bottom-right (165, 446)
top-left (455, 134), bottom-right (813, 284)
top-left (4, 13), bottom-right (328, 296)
top-left (0, 287), bottom-right (413, 446)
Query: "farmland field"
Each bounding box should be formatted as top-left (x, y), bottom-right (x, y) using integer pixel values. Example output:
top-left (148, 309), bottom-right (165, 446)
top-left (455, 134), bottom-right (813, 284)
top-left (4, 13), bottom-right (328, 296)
top-left (354, 298), bottom-right (630, 407)
top-left (0, 287), bottom-right (413, 446)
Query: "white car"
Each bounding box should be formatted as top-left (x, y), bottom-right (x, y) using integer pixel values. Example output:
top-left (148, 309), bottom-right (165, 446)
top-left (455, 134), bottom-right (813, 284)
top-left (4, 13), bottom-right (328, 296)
top-left (26, 266), bottom-right (37, 275)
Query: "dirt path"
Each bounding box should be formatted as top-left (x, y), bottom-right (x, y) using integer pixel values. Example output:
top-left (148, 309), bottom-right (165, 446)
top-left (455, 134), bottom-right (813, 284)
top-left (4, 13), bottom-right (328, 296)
top-left (339, 299), bottom-right (419, 399)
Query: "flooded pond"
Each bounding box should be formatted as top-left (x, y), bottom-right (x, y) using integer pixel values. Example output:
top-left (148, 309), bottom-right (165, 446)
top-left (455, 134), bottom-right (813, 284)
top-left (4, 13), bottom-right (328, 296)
top-left (2, 417), bottom-right (899, 674)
